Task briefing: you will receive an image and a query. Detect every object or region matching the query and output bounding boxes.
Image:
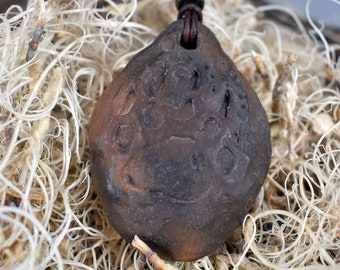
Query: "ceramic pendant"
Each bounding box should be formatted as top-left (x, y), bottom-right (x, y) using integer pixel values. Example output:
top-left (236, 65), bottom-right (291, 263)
top-left (89, 1), bottom-right (271, 262)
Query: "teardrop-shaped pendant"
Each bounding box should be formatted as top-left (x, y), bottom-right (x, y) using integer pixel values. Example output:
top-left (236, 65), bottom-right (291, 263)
top-left (89, 1), bottom-right (271, 262)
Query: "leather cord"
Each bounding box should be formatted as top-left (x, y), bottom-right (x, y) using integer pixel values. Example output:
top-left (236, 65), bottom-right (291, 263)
top-left (176, 0), bottom-right (204, 49)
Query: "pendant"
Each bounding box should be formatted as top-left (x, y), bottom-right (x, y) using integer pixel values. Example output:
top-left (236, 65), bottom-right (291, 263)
top-left (89, 0), bottom-right (271, 262)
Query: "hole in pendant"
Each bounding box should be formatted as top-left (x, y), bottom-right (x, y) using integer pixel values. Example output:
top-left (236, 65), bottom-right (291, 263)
top-left (180, 34), bottom-right (197, 50)
top-left (180, 9), bottom-right (199, 50)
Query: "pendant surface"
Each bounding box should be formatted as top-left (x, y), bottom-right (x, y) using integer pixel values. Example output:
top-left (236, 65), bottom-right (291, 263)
top-left (89, 19), bottom-right (271, 261)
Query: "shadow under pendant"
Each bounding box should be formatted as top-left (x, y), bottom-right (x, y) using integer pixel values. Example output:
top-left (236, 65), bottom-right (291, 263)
top-left (89, 5), bottom-right (271, 262)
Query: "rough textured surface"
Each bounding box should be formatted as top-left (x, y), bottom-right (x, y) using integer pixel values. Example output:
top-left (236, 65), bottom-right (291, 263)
top-left (89, 19), bottom-right (271, 262)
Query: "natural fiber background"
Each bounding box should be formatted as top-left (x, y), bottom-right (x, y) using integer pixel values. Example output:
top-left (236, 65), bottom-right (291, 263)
top-left (0, 0), bottom-right (339, 269)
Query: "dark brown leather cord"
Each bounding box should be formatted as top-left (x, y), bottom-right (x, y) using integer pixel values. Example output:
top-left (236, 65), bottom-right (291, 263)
top-left (176, 0), bottom-right (204, 10)
top-left (177, 1), bottom-right (204, 49)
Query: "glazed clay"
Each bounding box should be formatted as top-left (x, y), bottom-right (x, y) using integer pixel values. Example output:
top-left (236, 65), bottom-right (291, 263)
top-left (89, 19), bottom-right (271, 261)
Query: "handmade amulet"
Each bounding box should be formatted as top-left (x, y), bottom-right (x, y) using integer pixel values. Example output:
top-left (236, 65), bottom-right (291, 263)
top-left (89, 12), bottom-right (271, 262)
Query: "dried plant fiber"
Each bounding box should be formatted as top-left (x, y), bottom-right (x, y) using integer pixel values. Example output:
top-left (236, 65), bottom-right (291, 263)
top-left (0, 0), bottom-right (339, 269)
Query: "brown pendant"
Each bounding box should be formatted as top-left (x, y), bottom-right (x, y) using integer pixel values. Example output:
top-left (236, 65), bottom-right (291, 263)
top-left (89, 3), bottom-right (271, 262)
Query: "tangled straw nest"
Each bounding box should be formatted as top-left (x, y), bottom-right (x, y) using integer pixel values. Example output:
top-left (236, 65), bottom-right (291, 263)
top-left (0, 0), bottom-right (339, 269)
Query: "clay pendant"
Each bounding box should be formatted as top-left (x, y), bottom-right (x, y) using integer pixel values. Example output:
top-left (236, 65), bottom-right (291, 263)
top-left (89, 14), bottom-right (271, 262)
